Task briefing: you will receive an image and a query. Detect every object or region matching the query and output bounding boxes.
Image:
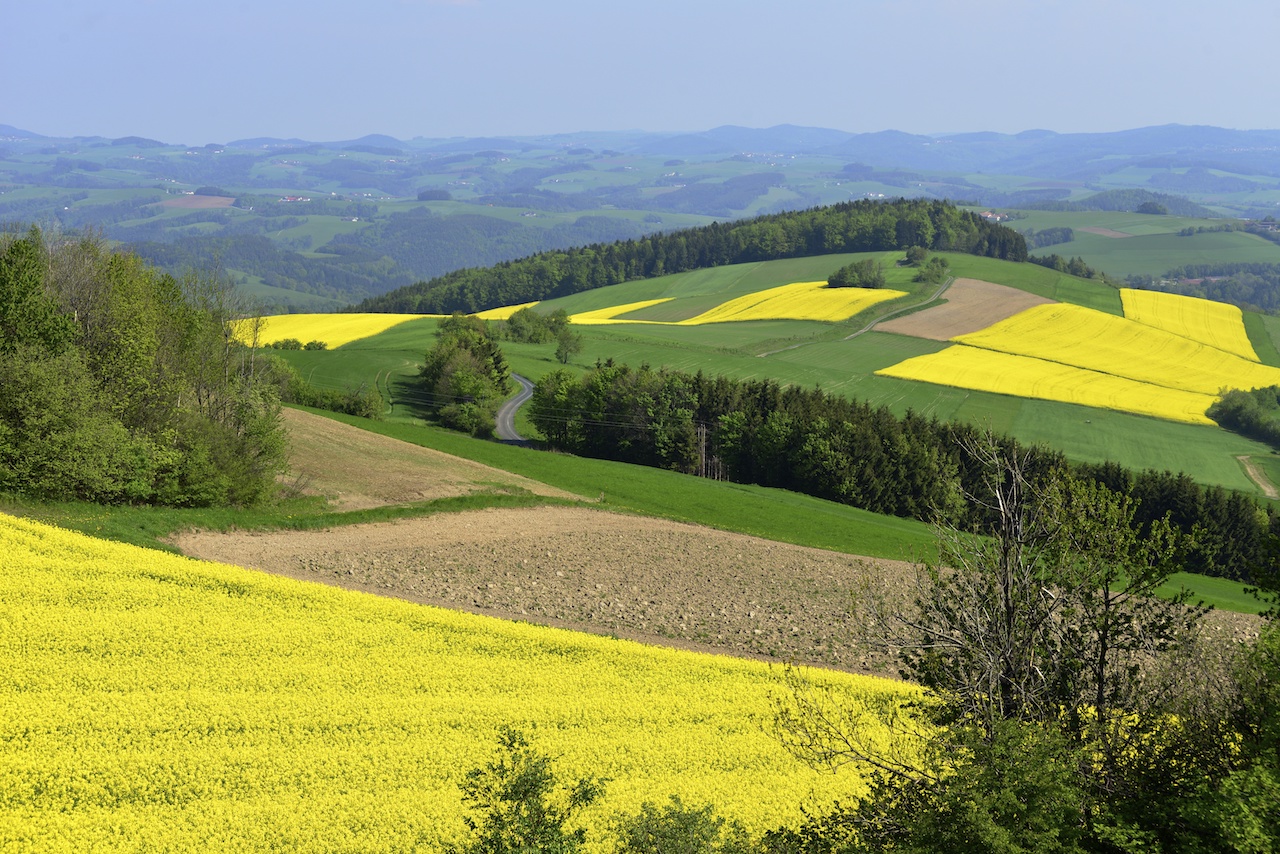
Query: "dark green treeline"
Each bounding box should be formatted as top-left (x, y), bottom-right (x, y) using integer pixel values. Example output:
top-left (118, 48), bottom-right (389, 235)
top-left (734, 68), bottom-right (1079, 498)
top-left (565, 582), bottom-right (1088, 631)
top-left (356, 198), bottom-right (1027, 314)
top-left (530, 362), bottom-right (1271, 582)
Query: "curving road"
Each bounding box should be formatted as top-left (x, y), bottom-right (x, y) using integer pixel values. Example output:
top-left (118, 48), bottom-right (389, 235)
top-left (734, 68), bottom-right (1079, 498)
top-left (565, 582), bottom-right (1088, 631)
top-left (495, 373), bottom-right (534, 443)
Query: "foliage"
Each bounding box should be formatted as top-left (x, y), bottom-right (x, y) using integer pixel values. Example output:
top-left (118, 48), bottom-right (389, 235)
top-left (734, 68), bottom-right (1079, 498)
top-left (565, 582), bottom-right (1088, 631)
top-left (530, 361), bottom-right (1269, 580)
top-left (0, 227), bottom-right (287, 507)
top-left (357, 199), bottom-right (1027, 314)
top-left (555, 327), bottom-right (583, 364)
top-left (419, 312), bottom-right (512, 437)
top-left (827, 259), bottom-right (884, 289)
top-left (774, 439), bottom-right (1233, 852)
top-left (1208, 385), bottom-right (1280, 449)
top-left (1132, 262), bottom-right (1280, 315)
top-left (451, 728), bottom-right (605, 854)
top-left (1027, 253), bottom-right (1099, 278)
top-left (1021, 226), bottom-right (1075, 249)
top-left (903, 245), bottom-right (929, 266)
top-left (614, 796), bottom-right (753, 854)
top-left (912, 255), bottom-right (948, 284)
top-left (260, 354), bottom-right (384, 419)
top-left (497, 306), bottom-right (570, 344)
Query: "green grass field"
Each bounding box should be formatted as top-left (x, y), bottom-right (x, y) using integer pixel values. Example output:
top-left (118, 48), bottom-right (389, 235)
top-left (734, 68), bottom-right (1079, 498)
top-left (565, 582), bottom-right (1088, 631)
top-left (1009, 211), bottom-right (1280, 278)
top-left (270, 252), bottom-right (1276, 493)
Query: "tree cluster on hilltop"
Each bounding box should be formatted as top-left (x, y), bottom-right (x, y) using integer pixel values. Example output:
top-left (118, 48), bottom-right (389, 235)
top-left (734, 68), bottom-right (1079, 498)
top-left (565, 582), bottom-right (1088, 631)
top-left (355, 199), bottom-right (1027, 314)
top-left (1020, 188), bottom-right (1217, 218)
top-left (530, 363), bottom-right (1272, 582)
top-left (0, 227), bottom-right (288, 506)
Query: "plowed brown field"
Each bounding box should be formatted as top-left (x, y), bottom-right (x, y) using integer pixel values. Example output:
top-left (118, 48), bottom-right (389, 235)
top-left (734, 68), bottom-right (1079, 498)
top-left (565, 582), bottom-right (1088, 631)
top-left (876, 278), bottom-right (1054, 341)
top-left (173, 409), bottom-right (1258, 677)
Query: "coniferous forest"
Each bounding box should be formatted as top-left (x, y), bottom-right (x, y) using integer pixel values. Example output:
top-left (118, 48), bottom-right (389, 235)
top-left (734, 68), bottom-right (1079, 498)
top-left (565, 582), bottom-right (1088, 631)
top-left (530, 362), bottom-right (1274, 583)
top-left (357, 199), bottom-right (1027, 314)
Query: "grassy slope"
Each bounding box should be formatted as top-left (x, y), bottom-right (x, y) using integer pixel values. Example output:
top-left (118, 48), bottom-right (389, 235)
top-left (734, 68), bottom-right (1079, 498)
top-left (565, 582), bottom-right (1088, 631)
top-left (295, 408), bottom-right (939, 562)
top-left (247, 249), bottom-right (1280, 610)
top-left (1013, 211), bottom-right (1280, 278)
top-left (273, 252), bottom-right (1277, 492)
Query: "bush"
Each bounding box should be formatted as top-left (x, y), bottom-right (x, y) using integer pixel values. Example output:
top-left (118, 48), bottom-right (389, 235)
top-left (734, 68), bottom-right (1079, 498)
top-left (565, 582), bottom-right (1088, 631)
top-left (827, 259), bottom-right (884, 289)
top-left (615, 796), bottom-right (753, 854)
top-left (451, 728), bottom-right (605, 854)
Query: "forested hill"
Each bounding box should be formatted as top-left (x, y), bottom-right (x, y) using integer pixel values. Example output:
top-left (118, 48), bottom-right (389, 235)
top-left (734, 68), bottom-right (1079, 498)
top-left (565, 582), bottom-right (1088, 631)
top-left (353, 199), bottom-right (1028, 314)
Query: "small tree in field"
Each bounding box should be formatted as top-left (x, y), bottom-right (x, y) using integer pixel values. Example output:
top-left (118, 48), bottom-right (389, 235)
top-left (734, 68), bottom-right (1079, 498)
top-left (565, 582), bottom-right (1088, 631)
top-left (450, 728), bottom-right (605, 854)
top-left (827, 259), bottom-right (885, 289)
top-left (774, 434), bottom-right (1212, 849)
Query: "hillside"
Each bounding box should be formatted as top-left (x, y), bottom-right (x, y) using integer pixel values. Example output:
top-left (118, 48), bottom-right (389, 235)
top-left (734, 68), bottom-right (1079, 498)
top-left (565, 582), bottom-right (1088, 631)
top-left (172, 411), bottom-right (1263, 675)
top-left (3, 508), bottom-right (896, 850)
top-left (5, 123), bottom-right (1280, 309)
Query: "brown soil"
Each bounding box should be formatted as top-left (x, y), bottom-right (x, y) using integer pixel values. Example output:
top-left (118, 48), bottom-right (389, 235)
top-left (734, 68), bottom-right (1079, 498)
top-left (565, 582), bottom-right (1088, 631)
top-left (876, 278), bottom-right (1055, 341)
top-left (173, 408), bottom-right (1261, 678)
top-left (161, 194), bottom-right (237, 209)
top-left (1078, 226), bottom-right (1133, 238)
top-left (278, 408), bottom-right (578, 510)
top-left (174, 506), bottom-right (910, 674)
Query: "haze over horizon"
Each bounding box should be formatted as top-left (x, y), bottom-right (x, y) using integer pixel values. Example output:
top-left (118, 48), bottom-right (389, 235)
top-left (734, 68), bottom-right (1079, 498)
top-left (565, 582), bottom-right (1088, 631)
top-left (7, 0), bottom-right (1279, 147)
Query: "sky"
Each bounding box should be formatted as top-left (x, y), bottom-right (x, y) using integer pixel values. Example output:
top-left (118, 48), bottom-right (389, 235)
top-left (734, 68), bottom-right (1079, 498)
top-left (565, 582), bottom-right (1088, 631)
top-left (4, 0), bottom-right (1278, 145)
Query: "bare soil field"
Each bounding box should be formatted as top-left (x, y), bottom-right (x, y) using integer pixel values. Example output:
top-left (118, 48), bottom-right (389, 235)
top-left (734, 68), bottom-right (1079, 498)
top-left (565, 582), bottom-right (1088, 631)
top-left (877, 278), bottom-right (1055, 341)
top-left (173, 408), bottom-right (1260, 677)
top-left (175, 506), bottom-right (911, 673)
top-left (279, 408), bottom-right (578, 510)
top-left (161, 194), bottom-right (237, 209)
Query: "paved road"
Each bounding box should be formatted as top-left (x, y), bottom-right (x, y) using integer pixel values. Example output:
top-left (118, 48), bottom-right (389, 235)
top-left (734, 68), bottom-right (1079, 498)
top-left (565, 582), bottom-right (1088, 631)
top-left (495, 373), bottom-right (534, 443)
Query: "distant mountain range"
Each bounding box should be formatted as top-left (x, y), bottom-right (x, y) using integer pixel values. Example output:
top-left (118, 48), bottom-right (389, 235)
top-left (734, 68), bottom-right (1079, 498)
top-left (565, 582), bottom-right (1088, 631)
top-left (5, 122), bottom-right (1280, 178)
top-left (4, 121), bottom-right (1278, 312)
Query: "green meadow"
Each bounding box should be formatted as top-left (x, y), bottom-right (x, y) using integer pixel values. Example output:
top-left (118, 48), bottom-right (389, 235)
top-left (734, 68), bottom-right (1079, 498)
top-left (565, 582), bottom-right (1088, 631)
top-left (1011, 210), bottom-right (1280, 278)
top-left (273, 251), bottom-right (1279, 495)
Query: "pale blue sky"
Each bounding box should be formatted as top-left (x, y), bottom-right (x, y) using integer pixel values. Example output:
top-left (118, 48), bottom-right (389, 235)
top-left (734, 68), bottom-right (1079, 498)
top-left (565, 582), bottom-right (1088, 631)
top-left (4, 0), bottom-right (1277, 144)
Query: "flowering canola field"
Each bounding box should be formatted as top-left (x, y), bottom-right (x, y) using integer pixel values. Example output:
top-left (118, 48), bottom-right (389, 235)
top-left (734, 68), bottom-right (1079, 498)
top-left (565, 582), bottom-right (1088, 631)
top-left (878, 346), bottom-right (1220, 424)
top-left (1119, 288), bottom-right (1259, 361)
top-left (0, 513), bottom-right (906, 852)
top-left (567, 283), bottom-right (905, 326)
top-left (877, 298), bottom-right (1280, 425)
top-left (234, 313), bottom-right (427, 349)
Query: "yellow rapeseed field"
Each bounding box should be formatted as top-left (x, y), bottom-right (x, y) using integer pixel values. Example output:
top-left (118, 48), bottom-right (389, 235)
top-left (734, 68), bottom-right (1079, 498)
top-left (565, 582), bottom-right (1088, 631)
top-left (678, 281), bottom-right (906, 325)
top-left (0, 513), bottom-right (908, 852)
top-left (234, 313), bottom-right (428, 349)
top-left (567, 283), bottom-right (905, 326)
top-left (1120, 288), bottom-right (1259, 362)
top-left (877, 346), bottom-right (1220, 425)
top-left (473, 301), bottom-right (540, 321)
top-left (568, 298), bottom-right (676, 325)
top-left (953, 303), bottom-right (1280, 397)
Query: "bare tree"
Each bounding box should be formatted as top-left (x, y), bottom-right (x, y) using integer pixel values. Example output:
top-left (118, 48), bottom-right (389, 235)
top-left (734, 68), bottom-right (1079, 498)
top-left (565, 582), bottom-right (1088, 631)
top-left (776, 433), bottom-right (1206, 792)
